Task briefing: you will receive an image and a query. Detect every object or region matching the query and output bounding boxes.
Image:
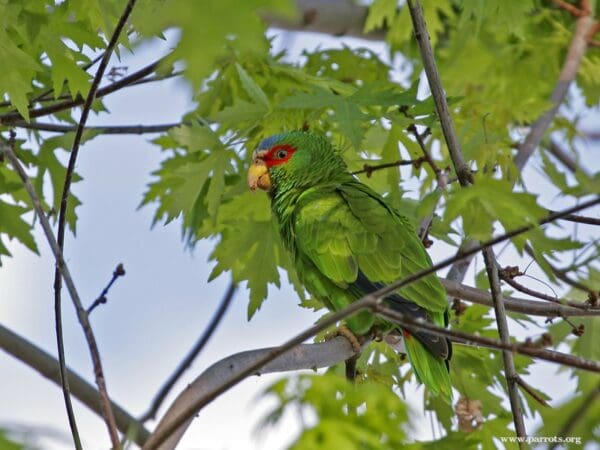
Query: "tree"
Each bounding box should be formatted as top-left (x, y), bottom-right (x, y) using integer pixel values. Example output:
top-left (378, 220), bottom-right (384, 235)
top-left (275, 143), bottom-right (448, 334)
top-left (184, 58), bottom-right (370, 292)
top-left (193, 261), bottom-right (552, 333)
top-left (0, 0), bottom-right (599, 449)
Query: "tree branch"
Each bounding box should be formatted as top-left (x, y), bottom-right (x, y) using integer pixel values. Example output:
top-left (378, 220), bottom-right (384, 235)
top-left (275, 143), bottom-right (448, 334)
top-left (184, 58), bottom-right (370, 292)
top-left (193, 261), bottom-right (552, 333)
top-left (499, 268), bottom-right (590, 309)
top-left (351, 157), bottom-right (424, 177)
top-left (13, 121), bottom-right (182, 135)
top-left (440, 278), bottom-right (599, 317)
top-left (546, 139), bottom-right (582, 174)
top-left (2, 140), bottom-right (103, 448)
top-left (483, 248), bottom-right (527, 444)
top-left (550, 211), bottom-right (600, 226)
top-left (139, 282), bottom-right (237, 422)
top-left (0, 323), bottom-right (150, 446)
top-left (406, 0), bottom-right (472, 187)
top-left (144, 335), bottom-right (364, 449)
top-left (524, 243), bottom-right (596, 294)
top-left (514, 8), bottom-right (596, 169)
top-left (373, 304), bottom-right (600, 371)
top-left (52, 1), bottom-right (138, 447)
top-left (0, 56), bottom-right (167, 125)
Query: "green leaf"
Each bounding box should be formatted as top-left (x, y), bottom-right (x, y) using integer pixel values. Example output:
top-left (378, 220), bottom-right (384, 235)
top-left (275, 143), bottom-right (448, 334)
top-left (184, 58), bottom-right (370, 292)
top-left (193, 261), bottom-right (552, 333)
top-left (132, 0), bottom-right (292, 90)
top-left (0, 200), bottom-right (38, 259)
top-left (236, 63), bottom-right (270, 109)
top-left (209, 218), bottom-right (282, 319)
top-left (364, 0), bottom-right (397, 33)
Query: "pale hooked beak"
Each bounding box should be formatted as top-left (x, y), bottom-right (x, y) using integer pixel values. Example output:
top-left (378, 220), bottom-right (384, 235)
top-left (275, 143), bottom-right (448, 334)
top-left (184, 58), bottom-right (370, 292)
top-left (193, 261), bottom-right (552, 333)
top-left (247, 149), bottom-right (272, 192)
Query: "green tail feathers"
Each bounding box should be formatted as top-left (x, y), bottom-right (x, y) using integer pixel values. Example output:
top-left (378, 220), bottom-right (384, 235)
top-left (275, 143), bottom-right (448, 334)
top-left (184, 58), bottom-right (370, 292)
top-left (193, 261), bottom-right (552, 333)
top-left (403, 332), bottom-right (453, 403)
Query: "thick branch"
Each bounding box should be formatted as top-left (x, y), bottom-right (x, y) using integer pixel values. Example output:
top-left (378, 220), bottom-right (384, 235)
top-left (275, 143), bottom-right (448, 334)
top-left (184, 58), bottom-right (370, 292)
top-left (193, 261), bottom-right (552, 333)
top-left (0, 323), bottom-right (150, 446)
top-left (147, 292), bottom-right (600, 450)
top-left (145, 336), bottom-right (362, 450)
top-left (483, 248), bottom-right (527, 443)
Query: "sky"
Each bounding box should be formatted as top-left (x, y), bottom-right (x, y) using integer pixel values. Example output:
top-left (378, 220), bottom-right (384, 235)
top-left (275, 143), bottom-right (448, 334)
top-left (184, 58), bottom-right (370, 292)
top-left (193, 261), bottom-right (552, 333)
top-left (1, 22), bottom-right (599, 450)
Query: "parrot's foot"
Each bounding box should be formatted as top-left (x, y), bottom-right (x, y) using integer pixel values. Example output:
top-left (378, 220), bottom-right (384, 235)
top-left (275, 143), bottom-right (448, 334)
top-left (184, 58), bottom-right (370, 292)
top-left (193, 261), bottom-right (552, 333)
top-left (326, 325), bottom-right (362, 353)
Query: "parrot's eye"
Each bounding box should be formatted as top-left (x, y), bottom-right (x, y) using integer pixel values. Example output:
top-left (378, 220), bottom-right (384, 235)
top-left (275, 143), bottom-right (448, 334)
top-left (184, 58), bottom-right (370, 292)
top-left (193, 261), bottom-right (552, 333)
top-left (276, 149), bottom-right (288, 159)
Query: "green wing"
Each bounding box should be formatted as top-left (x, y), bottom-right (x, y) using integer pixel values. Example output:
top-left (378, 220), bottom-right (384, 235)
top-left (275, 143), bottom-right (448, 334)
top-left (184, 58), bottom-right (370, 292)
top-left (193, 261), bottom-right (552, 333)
top-left (292, 180), bottom-right (452, 402)
top-left (293, 180), bottom-right (447, 314)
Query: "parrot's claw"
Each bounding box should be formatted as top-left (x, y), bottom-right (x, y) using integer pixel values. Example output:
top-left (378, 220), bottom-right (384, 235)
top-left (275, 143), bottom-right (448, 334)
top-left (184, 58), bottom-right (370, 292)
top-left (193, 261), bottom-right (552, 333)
top-left (326, 325), bottom-right (362, 353)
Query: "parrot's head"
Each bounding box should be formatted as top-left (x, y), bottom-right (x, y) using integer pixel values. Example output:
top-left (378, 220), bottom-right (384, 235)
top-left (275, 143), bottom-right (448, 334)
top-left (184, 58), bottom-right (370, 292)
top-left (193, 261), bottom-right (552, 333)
top-left (247, 131), bottom-right (348, 194)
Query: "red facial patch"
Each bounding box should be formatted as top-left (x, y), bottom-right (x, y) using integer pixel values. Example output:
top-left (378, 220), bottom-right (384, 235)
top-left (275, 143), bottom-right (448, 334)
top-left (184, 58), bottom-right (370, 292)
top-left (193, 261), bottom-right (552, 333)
top-left (262, 144), bottom-right (296, 168)
top-left (402, 329), bottom-right (412, 339)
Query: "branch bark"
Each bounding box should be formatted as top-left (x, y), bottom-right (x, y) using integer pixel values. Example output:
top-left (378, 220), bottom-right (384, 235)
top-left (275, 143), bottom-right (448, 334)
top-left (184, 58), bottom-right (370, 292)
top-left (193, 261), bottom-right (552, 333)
top-left (406, 0), bottom-right (472, 187)
top-left (144, 336), bottom-right (362, 450)
top-left (483, 248), bottom-right (527, 444)
top-left (439, 278), bottom-right (598, 317)
top-left (13, 121), bottom-right (181, 135)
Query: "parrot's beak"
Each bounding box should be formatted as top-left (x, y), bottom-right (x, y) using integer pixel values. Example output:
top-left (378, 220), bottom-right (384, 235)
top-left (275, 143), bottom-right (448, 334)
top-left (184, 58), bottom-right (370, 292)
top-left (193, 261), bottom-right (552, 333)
top-left (247, 150), bottom-right (272, 192)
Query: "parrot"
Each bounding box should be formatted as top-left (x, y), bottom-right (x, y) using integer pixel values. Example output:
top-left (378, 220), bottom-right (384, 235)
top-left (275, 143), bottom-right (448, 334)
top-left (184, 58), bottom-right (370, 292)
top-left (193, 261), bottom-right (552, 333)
top-left (247, 131), bottom-right (452, 402)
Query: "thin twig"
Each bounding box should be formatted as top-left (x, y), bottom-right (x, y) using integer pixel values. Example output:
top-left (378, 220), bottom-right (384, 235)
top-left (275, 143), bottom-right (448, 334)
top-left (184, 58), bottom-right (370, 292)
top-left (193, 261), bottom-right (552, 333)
top-left (88, 264), bottom-right (126, 314)
top-left (14, 121), bottom-right (182, 135)
top-left (140, 282), bottom-right (237, 422)
top-left (546, 139), bottom-right (581, 174)
top-left (553, 0), bottom-right (588, 16)
top-left (549, 211), bottom-right (600, 226)
top-left (0, 56), bottom-right (167, 125)
top-left (373, 304), bottom-right (600, 371)
top-left (4, 133), bottom-right (79, 448)
top-left (483, 248), bottom-right (528, 443)
top-left (143, 198), bottom-right (600, 449)
top-left (499, 268), bottom-right (588, 309)
top-left (524, 244), bottom-right (595, 294)
top-left (514, 8), bottom-right (595, 169)
top-left (53, 1), bottom-right (138, 447)
top-left (351, 157), bottom-right (424, 177)
top-left (515, 375), bottom-right (550, 407)
top-left (3, 140), bottom-right (85, 448)
top-left (406, 0), bottom-right (472, 186)
top-left (407, 124), bottom-right (447, 188)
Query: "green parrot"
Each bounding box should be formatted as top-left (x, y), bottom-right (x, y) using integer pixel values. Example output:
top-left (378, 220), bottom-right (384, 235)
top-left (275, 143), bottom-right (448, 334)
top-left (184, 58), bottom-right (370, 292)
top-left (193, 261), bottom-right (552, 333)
top-left (247, 131), bottom-right (452, 402)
